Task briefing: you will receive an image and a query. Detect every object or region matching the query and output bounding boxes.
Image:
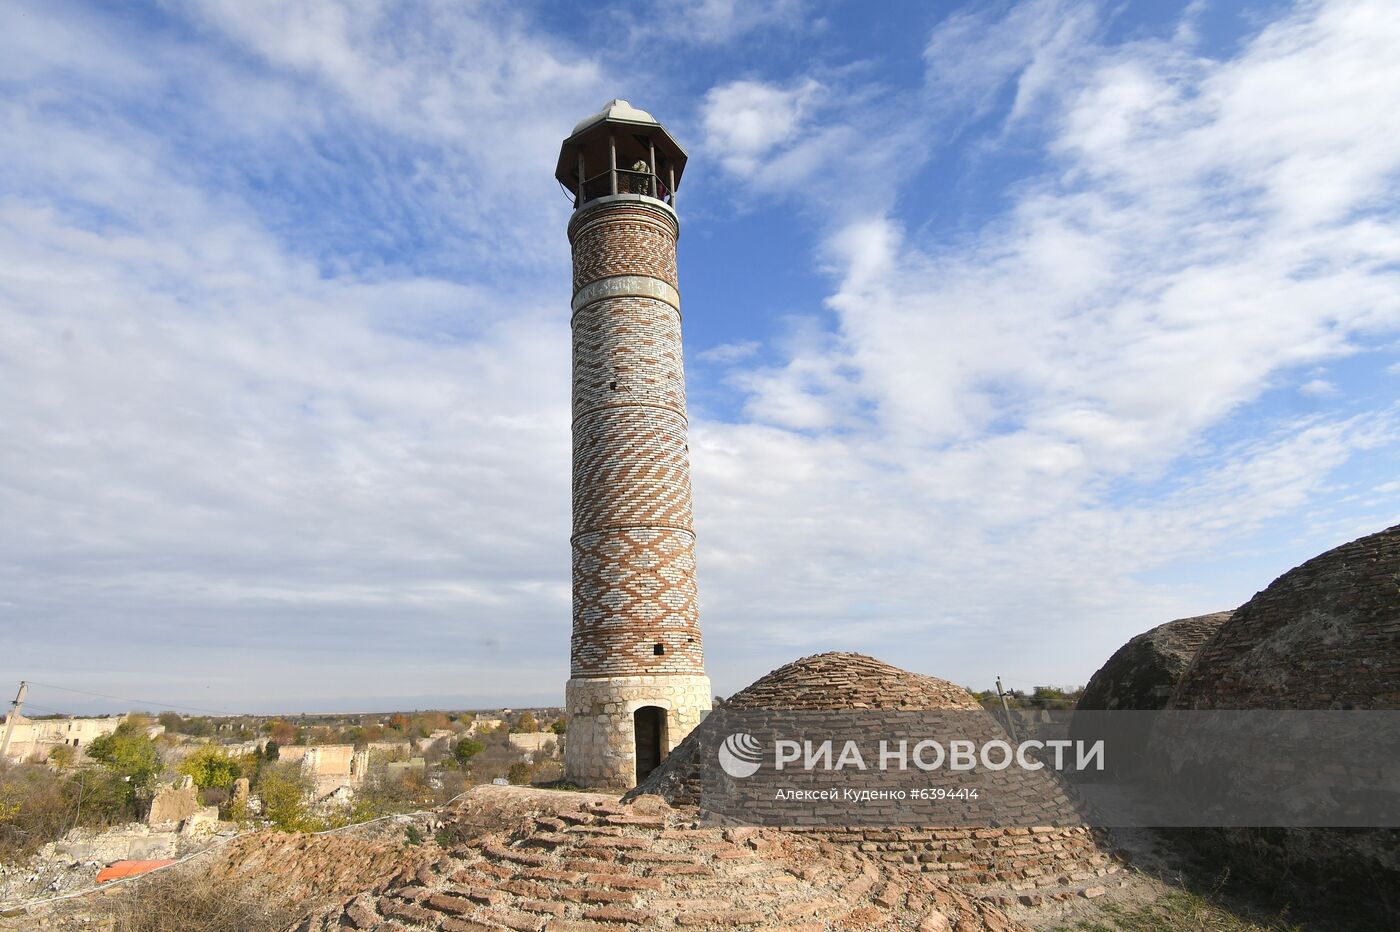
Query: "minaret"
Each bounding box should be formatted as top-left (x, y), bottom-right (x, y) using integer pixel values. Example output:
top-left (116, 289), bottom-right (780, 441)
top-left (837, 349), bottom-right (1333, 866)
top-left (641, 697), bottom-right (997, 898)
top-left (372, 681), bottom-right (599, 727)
top-left (556, 100), bottom-right (711, 788)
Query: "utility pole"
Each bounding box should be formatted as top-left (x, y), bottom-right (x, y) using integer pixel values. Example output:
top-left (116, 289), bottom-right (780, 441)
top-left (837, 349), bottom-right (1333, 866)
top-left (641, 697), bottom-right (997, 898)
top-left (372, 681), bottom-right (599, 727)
top-left (1, 681), bottom-right (28, 763)
top-left (995, 676), bottom-right (1018, 743)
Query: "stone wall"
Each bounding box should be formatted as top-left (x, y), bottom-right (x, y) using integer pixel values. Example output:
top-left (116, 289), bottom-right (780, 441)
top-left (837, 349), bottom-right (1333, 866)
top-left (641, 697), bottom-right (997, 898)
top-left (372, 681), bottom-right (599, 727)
top-left (507, 732), bottom-right (558, 753)
top-left (563, 674), bottom-right (710, 789)
top-left (147, 779), bottom-right (200, 828)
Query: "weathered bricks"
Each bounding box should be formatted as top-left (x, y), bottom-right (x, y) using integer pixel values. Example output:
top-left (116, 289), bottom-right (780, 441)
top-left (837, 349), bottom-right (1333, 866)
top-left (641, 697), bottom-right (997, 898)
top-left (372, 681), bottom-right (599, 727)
top-left (581, 906), bottom-right (650, 924)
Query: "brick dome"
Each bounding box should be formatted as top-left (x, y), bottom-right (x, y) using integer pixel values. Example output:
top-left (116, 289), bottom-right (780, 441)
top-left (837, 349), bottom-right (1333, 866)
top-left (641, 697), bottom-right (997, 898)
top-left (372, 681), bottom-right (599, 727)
top-left (1077, 612), bottom-right (1234, 712)
top-left (627, 653), bottom-right (1118, 895)
top-left (1171, 524), bottom-right (1400, 710)
top-left (725, 651), bottom-right (985, 712)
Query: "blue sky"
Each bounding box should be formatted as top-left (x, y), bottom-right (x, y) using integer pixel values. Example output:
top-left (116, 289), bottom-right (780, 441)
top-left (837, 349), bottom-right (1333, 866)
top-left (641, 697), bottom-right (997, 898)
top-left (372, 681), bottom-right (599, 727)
top-left (2, 0), bottom-right (1397, 714)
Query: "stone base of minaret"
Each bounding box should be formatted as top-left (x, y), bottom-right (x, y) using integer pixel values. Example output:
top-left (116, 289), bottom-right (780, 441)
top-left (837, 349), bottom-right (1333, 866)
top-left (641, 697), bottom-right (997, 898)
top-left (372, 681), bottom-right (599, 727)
top-left (564, 674), bottom-right (712, 789)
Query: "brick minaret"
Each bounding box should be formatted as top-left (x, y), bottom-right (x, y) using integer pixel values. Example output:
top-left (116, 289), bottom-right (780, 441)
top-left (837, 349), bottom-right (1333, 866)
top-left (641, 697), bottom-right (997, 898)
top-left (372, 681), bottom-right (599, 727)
top-left (555, 100), bottom-right (711, 788)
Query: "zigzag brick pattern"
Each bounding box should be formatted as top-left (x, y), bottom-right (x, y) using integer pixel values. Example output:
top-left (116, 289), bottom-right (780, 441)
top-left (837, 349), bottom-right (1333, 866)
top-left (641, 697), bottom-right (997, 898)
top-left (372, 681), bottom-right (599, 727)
top-left (571, 207), bottom-right (679, 292)
top-left (569, 198), bottom-right (704, 680)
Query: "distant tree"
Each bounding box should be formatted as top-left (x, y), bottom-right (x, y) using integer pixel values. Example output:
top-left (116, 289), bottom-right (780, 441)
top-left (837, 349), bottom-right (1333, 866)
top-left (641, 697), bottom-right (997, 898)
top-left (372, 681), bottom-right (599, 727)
top-left (157, 711), bottom-right (186, 734)
top-left (515, 712), bottom-right (538, 733)
top-left (419, 712), bottom-right (450, 732)
top-left (182, 717), bottom-right (214, 738)
top-left (261, 719), bottom-right (298, 745)
top-left (178, 745), bottom-right (243, 790)
top-left (506, 762), bottom-right (532, 785)
top-left (550, 717), bottom-right (566, 735)
top-left (263, 740), bottom-right (281, 761)
top-left (454, 738), bottom-right (485, 768)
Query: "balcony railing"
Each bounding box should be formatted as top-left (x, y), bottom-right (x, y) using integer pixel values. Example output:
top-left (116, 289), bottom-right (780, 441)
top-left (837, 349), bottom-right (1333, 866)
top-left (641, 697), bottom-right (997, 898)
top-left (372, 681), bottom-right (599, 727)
top-left (577, 169), bottom-right (674, 208)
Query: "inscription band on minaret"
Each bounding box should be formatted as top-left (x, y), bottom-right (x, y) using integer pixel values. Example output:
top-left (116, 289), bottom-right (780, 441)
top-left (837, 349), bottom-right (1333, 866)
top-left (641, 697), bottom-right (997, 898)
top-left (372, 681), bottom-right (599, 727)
top-left (556, 100), bottom-right (711, 788)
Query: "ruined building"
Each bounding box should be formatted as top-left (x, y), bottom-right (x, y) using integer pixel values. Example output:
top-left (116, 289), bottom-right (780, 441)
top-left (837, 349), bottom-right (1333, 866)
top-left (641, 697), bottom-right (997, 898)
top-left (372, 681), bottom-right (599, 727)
top-left (556, 101), bottom-right (711, 788)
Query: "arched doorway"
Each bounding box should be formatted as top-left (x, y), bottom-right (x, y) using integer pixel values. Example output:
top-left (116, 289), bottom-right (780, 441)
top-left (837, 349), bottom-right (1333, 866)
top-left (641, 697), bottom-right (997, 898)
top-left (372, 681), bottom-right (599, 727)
top-left (633, 706), bottom-right (667, 782)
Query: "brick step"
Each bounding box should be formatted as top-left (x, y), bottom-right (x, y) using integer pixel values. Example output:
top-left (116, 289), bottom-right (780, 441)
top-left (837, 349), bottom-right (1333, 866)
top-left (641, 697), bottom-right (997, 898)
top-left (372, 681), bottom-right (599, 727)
top-left (559, 857), bottom-right (624, 874)
top-left (521, 832), bottom-right (573, 850)
top-left (617, 850), bottom-right (699, 864)
top-left (671, 909), bottom-right (766, 928)
top-left (483, 844), bottom-right (553, 868)
top-left (635, 862), bottom-right (712, 878)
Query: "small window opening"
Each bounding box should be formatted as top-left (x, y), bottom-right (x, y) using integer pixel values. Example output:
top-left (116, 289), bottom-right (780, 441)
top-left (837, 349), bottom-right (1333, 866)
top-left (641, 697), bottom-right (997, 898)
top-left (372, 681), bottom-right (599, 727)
top-left (653, 643), bottom-right (665, 655)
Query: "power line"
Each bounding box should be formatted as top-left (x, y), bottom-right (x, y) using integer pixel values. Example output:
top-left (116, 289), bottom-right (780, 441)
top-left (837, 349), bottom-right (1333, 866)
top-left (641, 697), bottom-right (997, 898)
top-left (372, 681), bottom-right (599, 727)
top-left (23, 681), bottom-right (237, 717)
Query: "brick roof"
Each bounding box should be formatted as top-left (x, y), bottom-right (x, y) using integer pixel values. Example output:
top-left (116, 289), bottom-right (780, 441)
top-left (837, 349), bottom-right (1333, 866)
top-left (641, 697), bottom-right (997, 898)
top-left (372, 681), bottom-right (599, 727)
top-left (296, 789), bottom-right (1026, 931)
top-left (1076, 611), bottom-right (1234, 712)
top-left (1171, 523), bottom-right (1400, 710)
top-left (724, 652), bottom-right (985, 712)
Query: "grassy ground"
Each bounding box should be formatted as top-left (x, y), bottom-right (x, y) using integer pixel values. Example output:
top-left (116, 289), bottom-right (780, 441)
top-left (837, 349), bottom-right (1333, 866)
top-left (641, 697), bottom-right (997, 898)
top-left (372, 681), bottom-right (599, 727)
top-left (1057, 889), bottom-right (1302, 932)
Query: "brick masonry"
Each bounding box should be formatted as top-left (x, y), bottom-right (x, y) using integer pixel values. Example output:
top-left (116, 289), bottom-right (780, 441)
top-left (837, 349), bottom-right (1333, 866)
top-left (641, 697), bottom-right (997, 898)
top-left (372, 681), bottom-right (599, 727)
top-left (1169, 523), bottom-right (1400, 711)
top-left (626, 653), bottom-right (1118, 894)
top-left (1075, 611), bottom-right (1234, 713)
top-left (565, 194), bottom-right (710, 788)
top-left (296, 787), bottom-right (1029, 931)
top-left (1160, 524), bottom-right (1400, 913)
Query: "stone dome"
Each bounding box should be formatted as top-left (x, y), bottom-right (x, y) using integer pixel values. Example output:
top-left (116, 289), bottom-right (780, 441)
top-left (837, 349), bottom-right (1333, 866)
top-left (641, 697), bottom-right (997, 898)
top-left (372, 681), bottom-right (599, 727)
top-left (1171, 524), bottom-right (1400, 710)
top-left (1077, 611), bottom-right (1234, 712)
top-left (724, 651), bottom-right (985, 712)
top-left (571, 98), bottom-right (658, 135)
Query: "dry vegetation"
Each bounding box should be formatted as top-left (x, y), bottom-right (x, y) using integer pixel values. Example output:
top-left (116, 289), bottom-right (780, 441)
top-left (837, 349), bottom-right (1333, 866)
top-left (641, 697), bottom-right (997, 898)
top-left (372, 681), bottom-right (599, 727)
top-left (1057, 889), bottom-right (1302, 932)
top-left (91, 868), bottom-right (302, 932)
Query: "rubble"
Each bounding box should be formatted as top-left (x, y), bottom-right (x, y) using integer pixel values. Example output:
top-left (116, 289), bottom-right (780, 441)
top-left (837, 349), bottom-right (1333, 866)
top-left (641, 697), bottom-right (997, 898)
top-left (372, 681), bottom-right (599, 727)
top-left (295, 787), bottom-right (1026, 931)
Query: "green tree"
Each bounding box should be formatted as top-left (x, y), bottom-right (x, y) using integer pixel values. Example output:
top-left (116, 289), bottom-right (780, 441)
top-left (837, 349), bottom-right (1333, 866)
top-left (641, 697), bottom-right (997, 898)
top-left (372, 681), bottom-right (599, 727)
top-left (453, 738), bottom-right (485, 768)
top-left (178, 745), bottom-right (243, 790)
top-left (46, 744), bottom-right (76, 770)
top-left (256, 763), bottom-right (315, 832)
top-left (86, 720), bottom-right (161, 789)
top-left (515, 712), bottom-right (538, 733)
top-left (262, 740), bottom-right (280, 761)
top-left (506, 761), bottom-right (532, 785)
top-left (550, 717), bottom-right (566, 735)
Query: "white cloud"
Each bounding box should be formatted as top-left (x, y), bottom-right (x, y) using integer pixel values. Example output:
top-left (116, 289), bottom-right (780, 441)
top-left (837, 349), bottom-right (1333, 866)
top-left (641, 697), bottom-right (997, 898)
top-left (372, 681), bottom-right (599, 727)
top-left (4, 0), bottom-right (1399, 708)
top-left (924, 0), bottom-right (1099, 125)
top-left (0, 0), bottom-right (605, 707)
top-left (1299, 378), bottom-right (1340, 396)
top-left (642, 0), bottom-right (807, 45)
top-left (700, 78), bottom-right (822, 179)
top-left (697, 340), bottom-right (760, 364)
top-left (692, 0), bottom-right (1400, 685)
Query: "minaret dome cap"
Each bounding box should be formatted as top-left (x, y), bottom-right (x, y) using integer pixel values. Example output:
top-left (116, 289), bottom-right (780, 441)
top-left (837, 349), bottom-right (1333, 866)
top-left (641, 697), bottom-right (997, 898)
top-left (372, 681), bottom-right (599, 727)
top-left (571, 98), bottom-right (659, 135)
top-left (556, 99), bottom-right (688, 194)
